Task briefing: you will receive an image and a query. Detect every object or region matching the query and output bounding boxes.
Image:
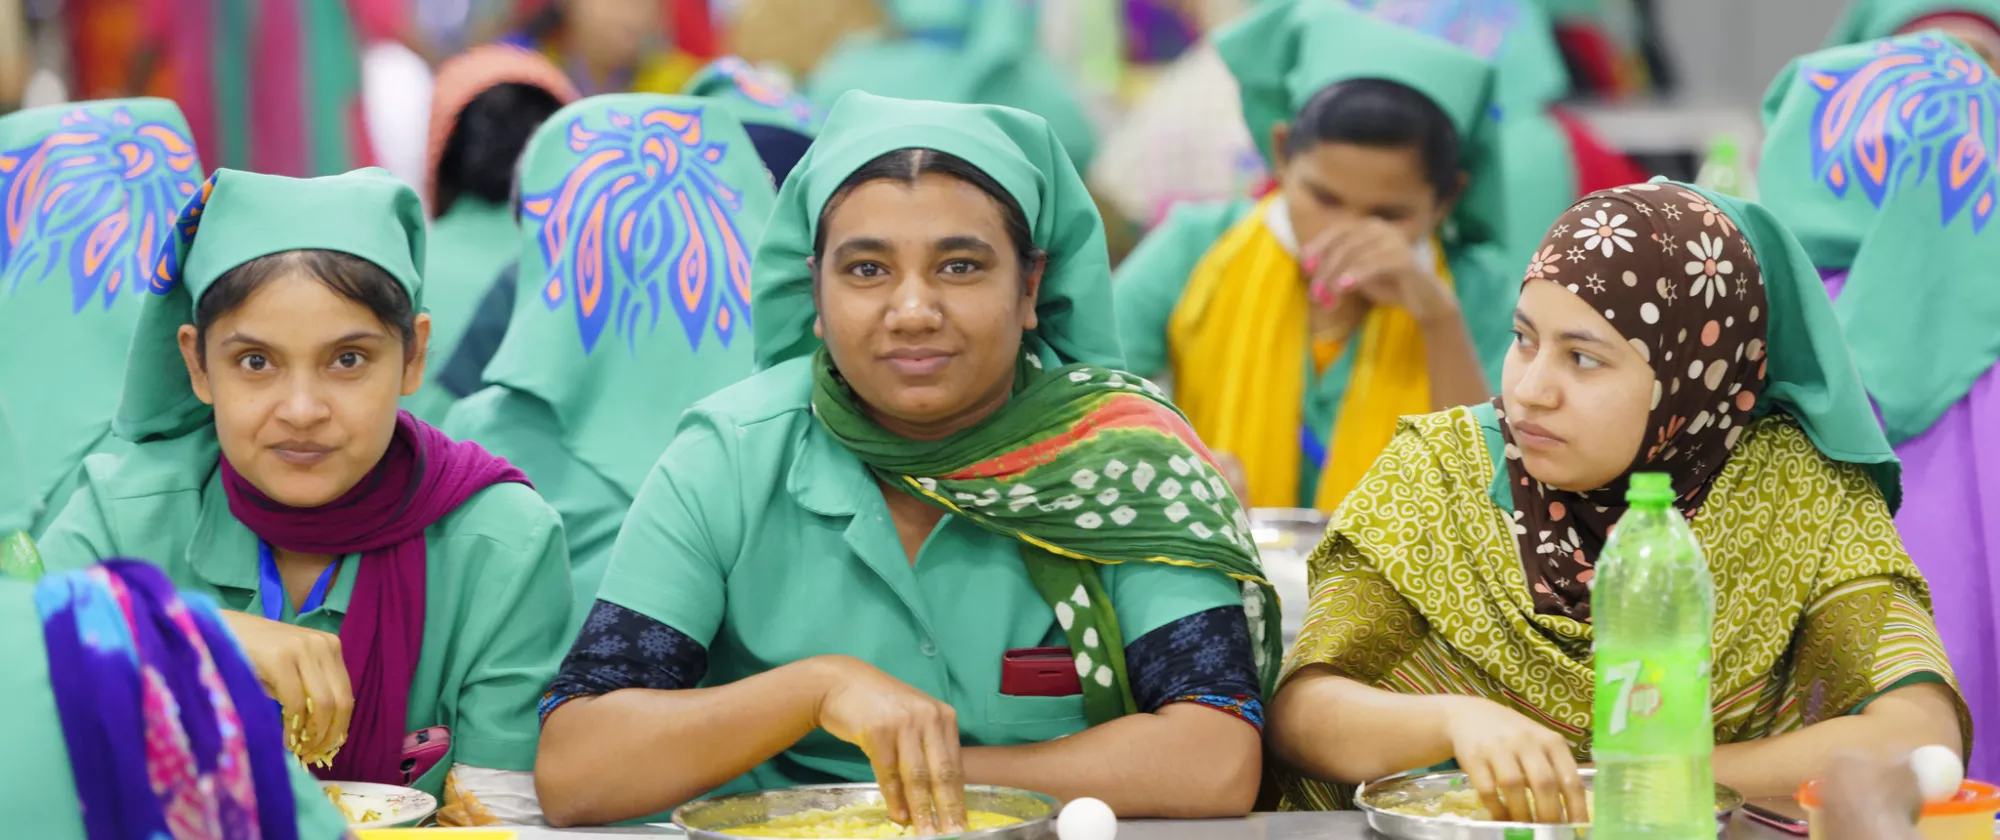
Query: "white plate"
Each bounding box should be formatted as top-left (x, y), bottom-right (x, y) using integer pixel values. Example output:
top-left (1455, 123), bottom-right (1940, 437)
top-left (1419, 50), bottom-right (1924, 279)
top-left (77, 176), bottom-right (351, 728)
top-left (318, 780), bottom-right (438, 830)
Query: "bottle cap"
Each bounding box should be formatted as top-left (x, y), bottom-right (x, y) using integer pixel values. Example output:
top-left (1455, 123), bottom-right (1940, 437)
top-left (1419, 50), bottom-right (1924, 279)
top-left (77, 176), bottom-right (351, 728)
top-left (1626, 472), bottom-right (1675, 507)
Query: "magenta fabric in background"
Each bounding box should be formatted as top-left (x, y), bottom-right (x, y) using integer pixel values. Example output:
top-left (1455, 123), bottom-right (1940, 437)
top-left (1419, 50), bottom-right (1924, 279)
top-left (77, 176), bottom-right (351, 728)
top-left (1826, 268), bottom-right (1999, 781)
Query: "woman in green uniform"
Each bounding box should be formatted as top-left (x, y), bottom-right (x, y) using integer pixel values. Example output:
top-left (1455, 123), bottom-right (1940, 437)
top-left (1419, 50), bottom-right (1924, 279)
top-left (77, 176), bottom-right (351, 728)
top-left (1113, 0), bottom-right (1517, 511)
top-left (444, 93), bottom-right (775, 625)
top-left (0, 98), bottom-right (205, 536)
top-left (1267, 183), bottom-right (1967, 817)
top-left (0, 561), bottom-right (351, 839)
top-left (535, 92), bottom-right (1279, 831)
top-left (35, 168), bottom-right (573, 825)
top-left (408, 44), bottom-right (578, 425)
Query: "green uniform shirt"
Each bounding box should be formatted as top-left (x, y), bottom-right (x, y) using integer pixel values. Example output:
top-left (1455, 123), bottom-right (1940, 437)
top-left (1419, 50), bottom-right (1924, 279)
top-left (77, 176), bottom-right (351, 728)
top-left (405, 199), bottom-right (521, 425)
top-left (598, 358), bottom-right (1243, 794)
top-left (444, 386), bottom-right (626, 627)
top-left (34, 432), bottom-right (574, 797)
top-left (0, 577), bottom-right (352, 839)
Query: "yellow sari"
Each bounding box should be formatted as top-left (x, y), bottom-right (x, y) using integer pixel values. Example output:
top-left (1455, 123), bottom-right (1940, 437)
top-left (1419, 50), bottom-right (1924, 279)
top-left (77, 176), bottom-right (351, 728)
top-left (1167, 197), bottom-right (1453, 510)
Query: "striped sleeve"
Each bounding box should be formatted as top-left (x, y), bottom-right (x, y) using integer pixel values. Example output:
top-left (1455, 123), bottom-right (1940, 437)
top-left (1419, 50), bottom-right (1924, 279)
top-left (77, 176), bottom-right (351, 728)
top-left (1772, 575), bottom-right (1969, 753)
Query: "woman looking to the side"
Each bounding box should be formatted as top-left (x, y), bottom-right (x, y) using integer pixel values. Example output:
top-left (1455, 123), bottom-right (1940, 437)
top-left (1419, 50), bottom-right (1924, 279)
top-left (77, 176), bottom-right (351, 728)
top-left (1268, 183), bottom-right (1968, 819)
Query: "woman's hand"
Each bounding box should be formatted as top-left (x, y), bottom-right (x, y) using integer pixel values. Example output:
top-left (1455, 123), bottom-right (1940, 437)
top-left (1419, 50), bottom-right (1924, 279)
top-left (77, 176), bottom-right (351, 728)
top-left (218, 610), bottom-right (353, 765)
top-left (811, 656), bottom-right (968, 835)
top-left (1306, 219), bottom-right (1457, 328)
top-left (1442, 695), bottom-right (1589, 823)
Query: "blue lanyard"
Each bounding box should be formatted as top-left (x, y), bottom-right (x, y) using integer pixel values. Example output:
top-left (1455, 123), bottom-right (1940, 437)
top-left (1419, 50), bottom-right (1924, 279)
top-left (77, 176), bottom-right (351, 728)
top-left (257, 541), bottom-right (337, 622)
top-left (1301, 422), bottom-right (1330, 469)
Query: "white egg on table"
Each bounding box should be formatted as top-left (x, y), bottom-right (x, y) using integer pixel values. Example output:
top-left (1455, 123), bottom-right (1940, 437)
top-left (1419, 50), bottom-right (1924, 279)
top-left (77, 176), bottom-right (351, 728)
top-left (1909, 744), bottom-right (1965, 803)
top-left (1056, 796), bottom-right (1117, 840)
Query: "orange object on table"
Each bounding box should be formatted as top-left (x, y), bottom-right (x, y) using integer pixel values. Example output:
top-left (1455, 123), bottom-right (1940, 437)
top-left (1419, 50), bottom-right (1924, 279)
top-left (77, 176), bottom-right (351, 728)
top-left (1798, 778), bottom-right (2000, 840)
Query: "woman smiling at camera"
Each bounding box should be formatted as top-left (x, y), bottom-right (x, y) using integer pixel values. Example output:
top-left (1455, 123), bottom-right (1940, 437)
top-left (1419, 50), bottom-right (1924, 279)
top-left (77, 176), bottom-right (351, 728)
top-left (1267, 183), bottom-right (1969, 820)
top-left (534, 92), bottom-right (1280, 831)
top-left (36, 169), bottom-right (574, 825)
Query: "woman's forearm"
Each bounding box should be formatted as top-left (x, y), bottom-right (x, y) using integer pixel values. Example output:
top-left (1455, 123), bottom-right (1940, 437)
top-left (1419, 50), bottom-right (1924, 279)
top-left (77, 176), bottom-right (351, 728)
top-left (1268, 665), bottom-right (1457, 785)
top-left (1713, 682), bottom-right (1963, 799)
top-left (961, 704), bottom-right (1261, 818)
top-left (535, 657), bottom-right (837, 827)
top-left (1419, 304), bottom-right (1493, 410)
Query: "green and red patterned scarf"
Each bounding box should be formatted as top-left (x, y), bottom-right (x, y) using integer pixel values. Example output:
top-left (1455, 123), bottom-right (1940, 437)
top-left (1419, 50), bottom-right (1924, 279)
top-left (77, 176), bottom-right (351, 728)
top-left (812, 347), bottom-right (1282, 724)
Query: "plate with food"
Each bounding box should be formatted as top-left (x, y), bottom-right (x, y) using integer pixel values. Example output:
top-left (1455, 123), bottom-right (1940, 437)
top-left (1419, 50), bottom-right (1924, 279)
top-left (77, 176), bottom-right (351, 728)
top-left (1357, 767), bottom-right (1743, 839)
top-left (673, 783), bottom-right (1058, 839)
top-left (319, 781), bottom-right (438, 830)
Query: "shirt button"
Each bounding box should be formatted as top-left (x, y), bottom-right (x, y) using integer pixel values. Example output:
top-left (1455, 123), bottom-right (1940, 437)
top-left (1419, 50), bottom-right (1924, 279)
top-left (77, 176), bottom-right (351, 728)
top-left (920, 638), bottom-right (939, 657)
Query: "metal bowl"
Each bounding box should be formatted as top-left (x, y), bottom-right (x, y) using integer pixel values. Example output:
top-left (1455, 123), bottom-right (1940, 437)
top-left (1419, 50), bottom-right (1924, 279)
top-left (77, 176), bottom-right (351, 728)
top-left (672, 783), bottom-right (1059, 839)
top-left (1356, 767), bottom-right (1745, 839)
top-left (1248, 507), bottom-right (1330, 648)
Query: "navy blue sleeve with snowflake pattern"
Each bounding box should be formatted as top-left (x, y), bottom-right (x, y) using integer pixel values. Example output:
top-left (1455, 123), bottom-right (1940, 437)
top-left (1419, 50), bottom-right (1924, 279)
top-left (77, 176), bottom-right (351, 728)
top-left (539, 600), bottom-right (709, 721)
top-left (1126, 605), bottom-right (1264, 729)
top-left (540, 600), bottom-right (1262, 728)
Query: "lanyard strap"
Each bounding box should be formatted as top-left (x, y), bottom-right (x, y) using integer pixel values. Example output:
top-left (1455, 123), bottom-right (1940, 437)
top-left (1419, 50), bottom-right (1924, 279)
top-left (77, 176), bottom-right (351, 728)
top-left (257, 541), bottom-right (338, 622)
top-left (1300, 421), bottom-right (1329, 470)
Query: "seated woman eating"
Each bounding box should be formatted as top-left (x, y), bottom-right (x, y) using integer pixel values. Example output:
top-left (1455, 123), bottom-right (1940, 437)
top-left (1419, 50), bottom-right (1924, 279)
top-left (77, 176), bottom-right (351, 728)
top-left (1267, 182), bottom-right (1970, 820)
top-left (534, 92), bottom-right (1280, 831)
top-left (1113, 0), bottom-right (1518, 511)
top-left (37, 169), bottom-right (574, 825)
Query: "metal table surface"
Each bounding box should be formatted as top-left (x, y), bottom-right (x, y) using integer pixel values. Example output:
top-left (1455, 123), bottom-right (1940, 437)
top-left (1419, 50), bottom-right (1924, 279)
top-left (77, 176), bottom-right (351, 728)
top-left (451, 812), bottom-right (1801, 839)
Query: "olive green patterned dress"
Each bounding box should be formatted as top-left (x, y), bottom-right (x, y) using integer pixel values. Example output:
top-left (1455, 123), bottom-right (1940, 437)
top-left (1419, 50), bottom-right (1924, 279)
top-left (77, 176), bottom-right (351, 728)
top-left (1277, 406), bottom-right (1968, 810)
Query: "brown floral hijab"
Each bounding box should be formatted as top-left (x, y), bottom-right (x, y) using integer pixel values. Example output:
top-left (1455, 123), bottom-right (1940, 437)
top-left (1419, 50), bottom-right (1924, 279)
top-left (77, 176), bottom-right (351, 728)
top-left (1502, 184), bottom-right (1772, 620)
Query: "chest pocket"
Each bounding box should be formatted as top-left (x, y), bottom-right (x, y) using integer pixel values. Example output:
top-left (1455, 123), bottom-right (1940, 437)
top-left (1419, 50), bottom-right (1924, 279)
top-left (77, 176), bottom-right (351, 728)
top-left (983, 694), bottom-right (1087, 746)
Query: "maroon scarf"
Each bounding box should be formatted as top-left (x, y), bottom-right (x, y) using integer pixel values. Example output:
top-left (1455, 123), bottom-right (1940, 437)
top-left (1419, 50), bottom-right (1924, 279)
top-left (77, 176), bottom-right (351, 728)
top-left (221, 411), bottom-right (529, 783)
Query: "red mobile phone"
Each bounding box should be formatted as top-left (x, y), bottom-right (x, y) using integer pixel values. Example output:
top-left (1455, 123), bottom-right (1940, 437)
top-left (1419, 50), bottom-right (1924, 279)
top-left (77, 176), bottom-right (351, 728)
top-left (1740, 796), bottom-right (1811, 836)
top-left (1000, 647), bottom-right (1082, 697)
top-left (399, 726), bottom-right (452, 786)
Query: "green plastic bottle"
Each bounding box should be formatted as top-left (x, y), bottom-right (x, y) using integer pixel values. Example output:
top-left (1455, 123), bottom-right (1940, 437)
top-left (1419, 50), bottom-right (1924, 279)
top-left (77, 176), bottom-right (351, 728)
top-left (1694, 133), bottom-right (1755, 200)
top-left (0, 529), bottom-right (42, 581)
top-left (1592, 473), bottom-right (1715, 838)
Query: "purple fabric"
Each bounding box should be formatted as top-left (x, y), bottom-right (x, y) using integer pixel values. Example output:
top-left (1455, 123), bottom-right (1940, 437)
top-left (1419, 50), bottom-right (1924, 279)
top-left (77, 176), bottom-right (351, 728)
top-left (1884, 361), bottom-right (2000, 780)
top-left (38, 560), bottom-right (299, 840)
top-left (1825, 266), bottom-right (1999, 780)
top-left (221, 411), bottom-right (529, 785)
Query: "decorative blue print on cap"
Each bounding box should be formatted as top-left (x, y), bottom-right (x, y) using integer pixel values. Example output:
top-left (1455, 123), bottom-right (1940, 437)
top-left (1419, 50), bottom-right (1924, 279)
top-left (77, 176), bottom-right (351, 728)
top-left (1805, 35), bottom-right (2000, 231)
top-left (522, 107), bottom-right (751, 355)
top-left (0, 107), bottom-right (202, 311)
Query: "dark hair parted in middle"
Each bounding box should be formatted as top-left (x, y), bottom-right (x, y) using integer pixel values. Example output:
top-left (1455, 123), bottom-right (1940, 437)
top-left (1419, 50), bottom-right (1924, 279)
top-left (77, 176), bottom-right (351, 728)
top-left (193, 250), bottom-right (417, 364)
top-left (1285, 78), bottom-right (1463, 201)
top-left (813, 147), bottom-right (1045, 276)
top-left (436, 82), bottom-right (567, 216)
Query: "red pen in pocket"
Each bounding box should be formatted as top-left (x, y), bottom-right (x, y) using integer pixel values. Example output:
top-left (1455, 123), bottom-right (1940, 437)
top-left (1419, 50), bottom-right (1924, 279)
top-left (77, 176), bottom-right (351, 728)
top-left (1001, 647), bottom-right (1083, 697)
